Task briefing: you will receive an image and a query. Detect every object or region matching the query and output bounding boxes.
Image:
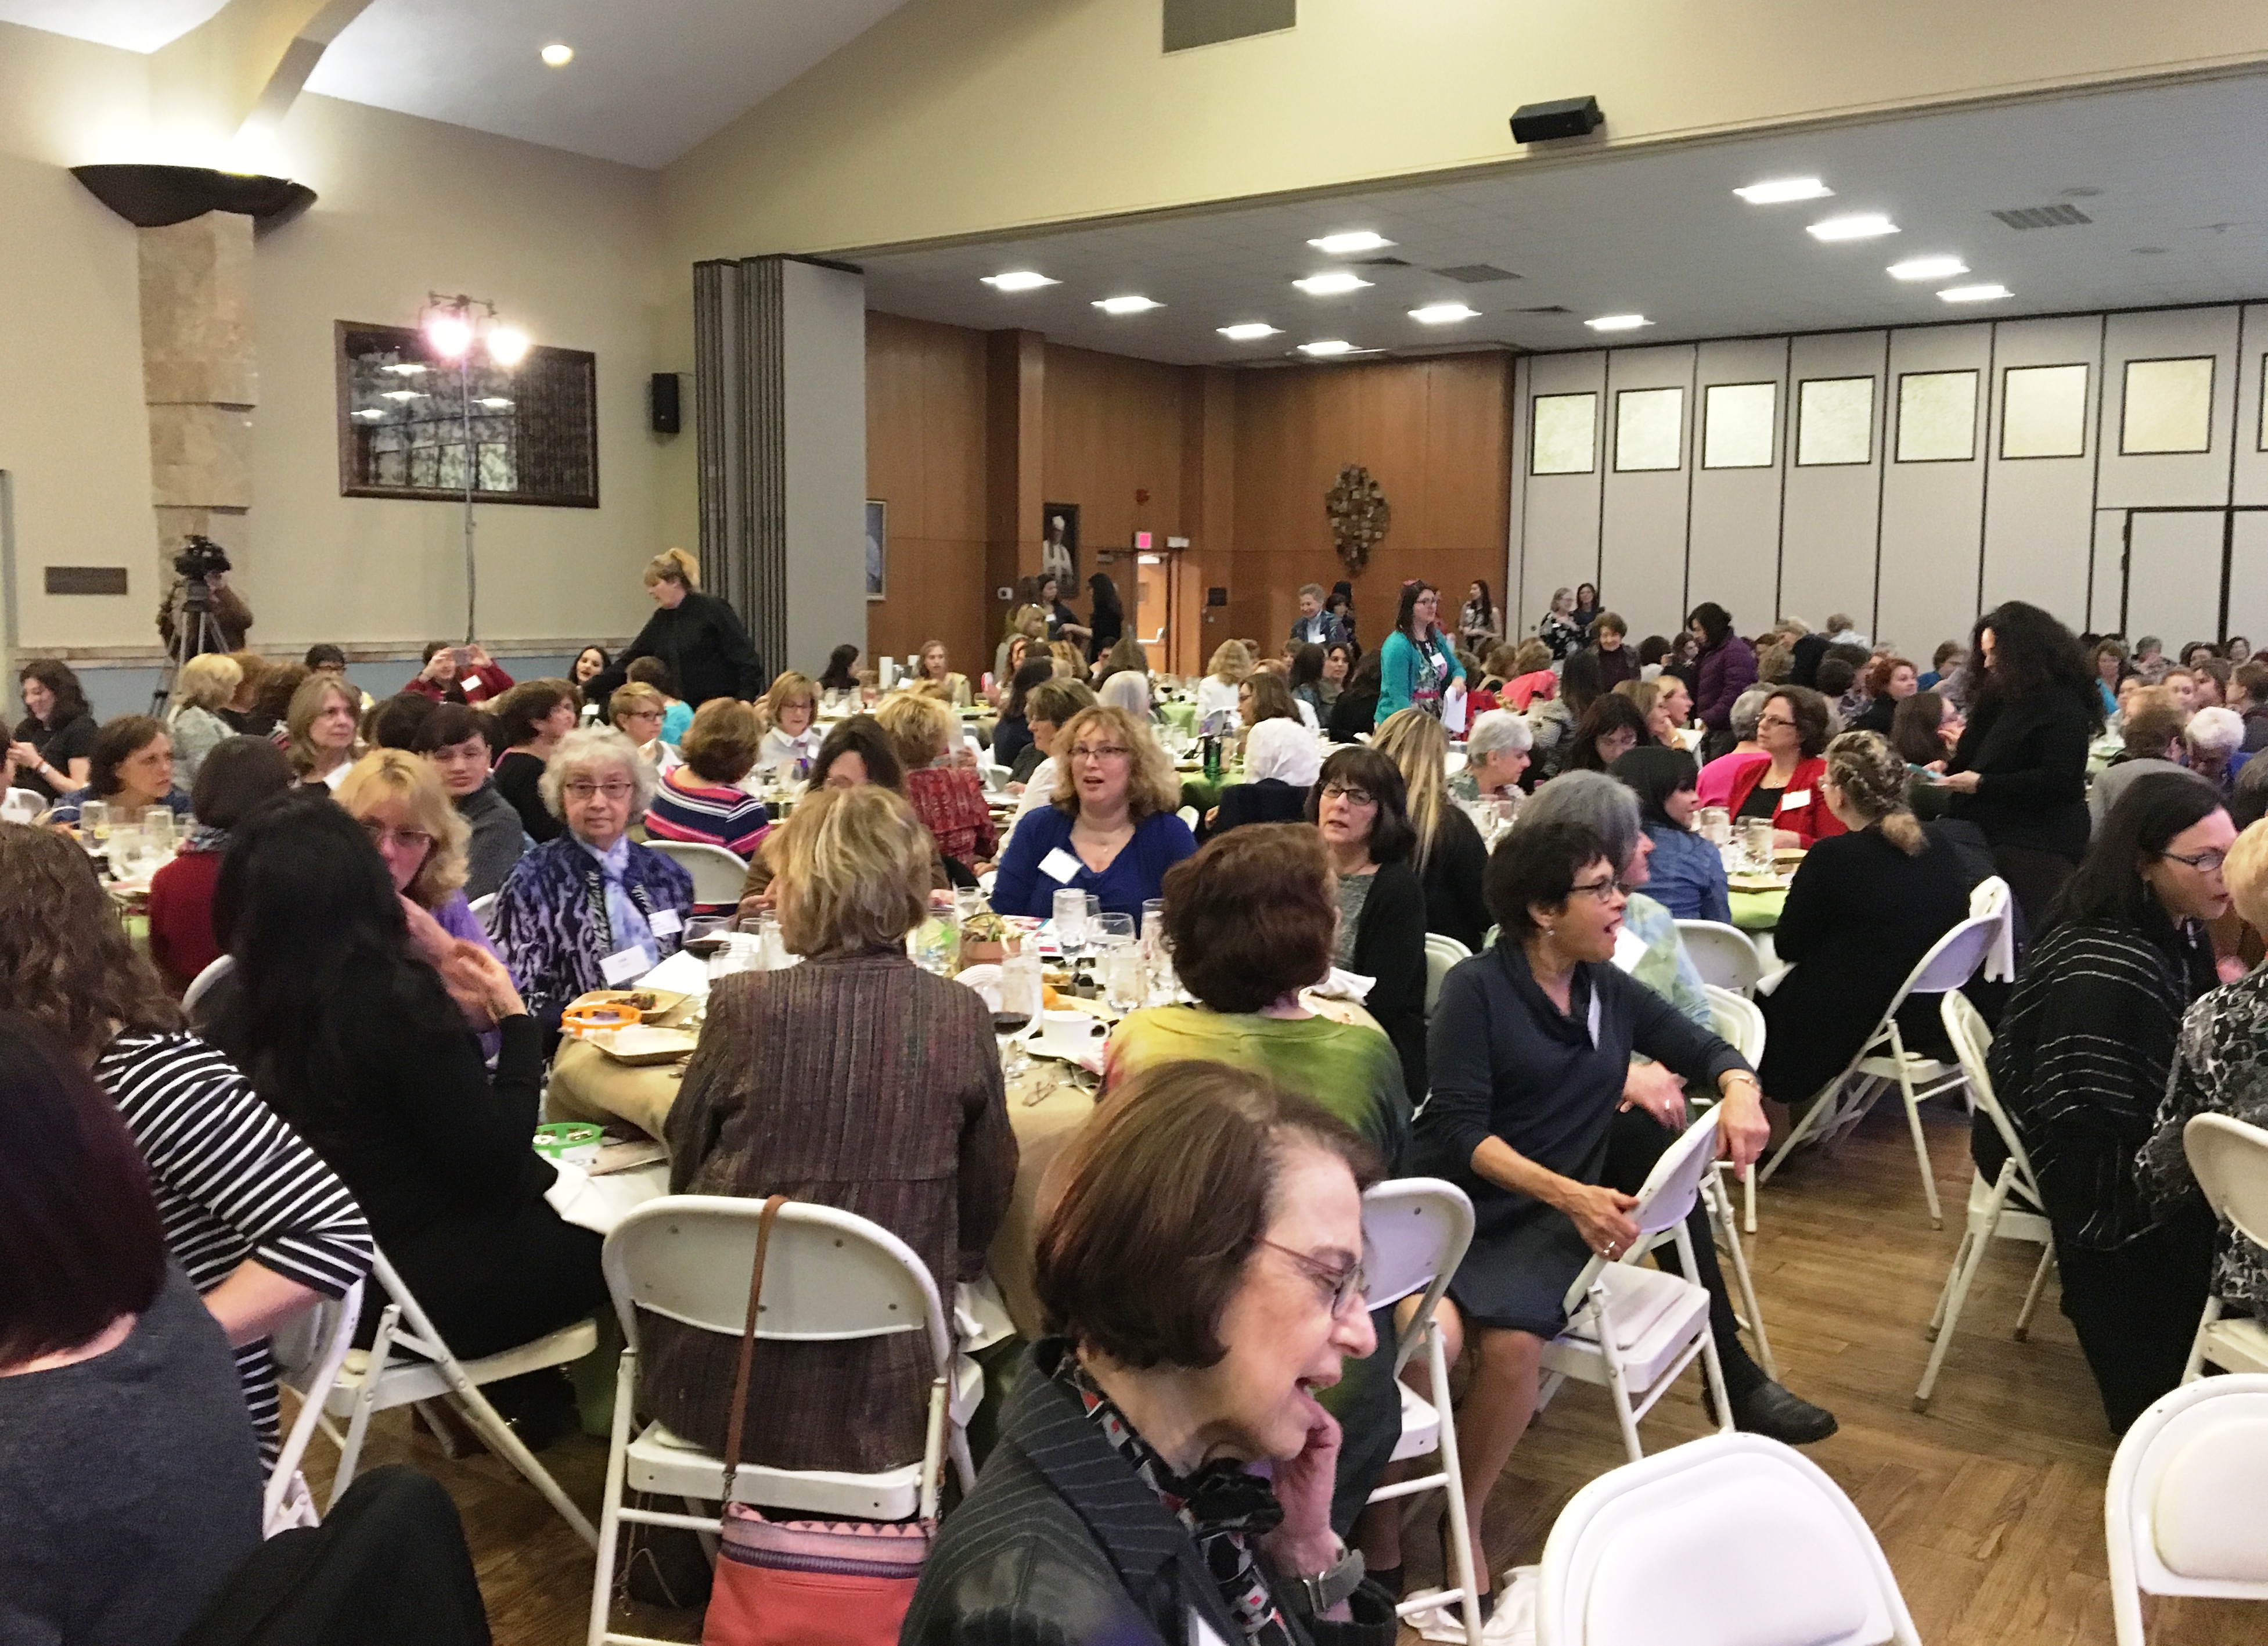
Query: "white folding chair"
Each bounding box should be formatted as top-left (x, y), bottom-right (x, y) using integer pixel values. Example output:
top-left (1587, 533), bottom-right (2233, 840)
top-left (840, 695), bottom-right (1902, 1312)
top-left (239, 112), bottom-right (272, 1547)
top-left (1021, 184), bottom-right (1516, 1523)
top-left (1912, 991), bottom-right (2057, 1411)
top-left (1537, 1432), bottom-right (1921, 1646)
top-left (1675, 920), bottom-right (1763, 997)
top-left (1423, 933), bottom-right (1471, 1018)
top-left (2179, 1113), bottom-right (2268, 1381)
top-left (589, 1196), bottom-right (972, 1646)
top-left (264, 1279), bottom-right (363, 1536)
top-left (1756, 914), bottom-right (1999, 1228)
top-left (468, 892), bottom-right (499, 936)
top-left (1360, 1178), bottom-right (1483, 1646)
top-left (1969, 874), bottom-right (2018, 982)
top-left (2105, 1374), bottom-right (2268, 1645)
top-left (1537, 1108), bottom-right (1734, 1462)
top-left (321, 1249), bottom-right (597, 1544)
top-left (984, 763), bottom-right (1014, 793)
top-left (182, 953), bottom-right (235, 1016)
top-left (1685, 986), bottom-right (1774, 1377)
top-left (643, 839), bottom-right (749, 905)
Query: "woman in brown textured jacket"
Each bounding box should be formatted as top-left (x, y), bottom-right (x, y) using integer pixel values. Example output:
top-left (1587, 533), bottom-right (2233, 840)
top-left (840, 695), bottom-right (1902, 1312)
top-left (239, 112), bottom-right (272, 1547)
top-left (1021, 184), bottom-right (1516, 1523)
top-left (652, 784), bottom-right (1017, 1471)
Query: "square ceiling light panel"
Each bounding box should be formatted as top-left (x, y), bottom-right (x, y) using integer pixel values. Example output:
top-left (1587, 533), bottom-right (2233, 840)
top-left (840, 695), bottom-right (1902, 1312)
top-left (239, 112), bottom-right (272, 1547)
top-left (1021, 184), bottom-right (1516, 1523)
top-left (2000, 364), bottom-right (2089, 459)
top-left (1702, 382), bottom-right (1777, 469)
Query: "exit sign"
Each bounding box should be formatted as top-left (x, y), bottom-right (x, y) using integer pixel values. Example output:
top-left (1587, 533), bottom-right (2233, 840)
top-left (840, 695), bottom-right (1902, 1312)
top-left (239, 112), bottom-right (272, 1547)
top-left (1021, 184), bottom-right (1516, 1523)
top-left (1133, 531), bottom-right (1153, 549)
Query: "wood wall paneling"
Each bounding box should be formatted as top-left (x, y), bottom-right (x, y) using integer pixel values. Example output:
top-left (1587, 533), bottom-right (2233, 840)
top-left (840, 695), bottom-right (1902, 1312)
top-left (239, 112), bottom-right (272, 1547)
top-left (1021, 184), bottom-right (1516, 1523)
top-left (864, 311), bottom-right (991, 675)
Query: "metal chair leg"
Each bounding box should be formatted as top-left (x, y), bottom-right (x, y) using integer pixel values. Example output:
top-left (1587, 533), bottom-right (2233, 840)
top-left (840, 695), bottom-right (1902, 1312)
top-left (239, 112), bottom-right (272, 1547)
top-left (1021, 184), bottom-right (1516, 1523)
top-left (1888, 1022), bottom-right (1943, 1227)
top-left (1705, 1174), bottom-right (1777, 1381)
top-left (2014, 1245), bottom-right (2055, 1340)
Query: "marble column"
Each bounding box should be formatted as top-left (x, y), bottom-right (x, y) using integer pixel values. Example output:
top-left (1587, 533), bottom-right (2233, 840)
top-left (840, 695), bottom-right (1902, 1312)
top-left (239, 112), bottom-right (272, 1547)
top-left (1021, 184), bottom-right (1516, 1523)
top-left (138, 212), bottom-right (257, 572)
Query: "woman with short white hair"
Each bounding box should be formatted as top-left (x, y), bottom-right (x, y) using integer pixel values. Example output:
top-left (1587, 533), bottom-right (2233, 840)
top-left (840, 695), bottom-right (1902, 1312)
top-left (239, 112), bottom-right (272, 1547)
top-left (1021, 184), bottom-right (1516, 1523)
top-left (1455, 709), bottom-right (1532, 802)
top-left (2186, 705), bottom-right (2247, 792)
top-left (165, 653), bottom-right (241, 790)
top-left (1209, 716), bottom-right (1322, 836)
top-left (489, 727), bottom-right (694, 1033)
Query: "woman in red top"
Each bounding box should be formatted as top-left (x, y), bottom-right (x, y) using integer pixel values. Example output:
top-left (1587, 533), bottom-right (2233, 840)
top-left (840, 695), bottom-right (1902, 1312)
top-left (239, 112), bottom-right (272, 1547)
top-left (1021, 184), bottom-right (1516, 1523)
top-left (874, 691), bottom-right (998, 872)
top-left (145, 736), bottom-right (296, 993)
top-left (1721, 685), bottom-right (1847, 848)
top-left (400, 641), bottom-right (514, 706)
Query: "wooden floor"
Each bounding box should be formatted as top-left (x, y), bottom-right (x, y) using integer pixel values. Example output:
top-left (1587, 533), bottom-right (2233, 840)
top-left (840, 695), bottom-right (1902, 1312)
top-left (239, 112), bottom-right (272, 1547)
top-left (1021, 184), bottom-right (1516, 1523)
top-left (299, 1097), bottom-right (2258, 1644)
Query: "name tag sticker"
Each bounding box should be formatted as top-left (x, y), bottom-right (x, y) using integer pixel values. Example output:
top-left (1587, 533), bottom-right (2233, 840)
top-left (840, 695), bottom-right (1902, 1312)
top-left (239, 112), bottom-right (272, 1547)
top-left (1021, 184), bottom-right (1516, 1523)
top-left (647, 908), bottom-right (683, 937)
top-left (1040, 847), bottom-right (1083, 885)
top-left (1780, 790), bottom-right (1810, 810)
top-left (600, 947), bottom-right (650, 986)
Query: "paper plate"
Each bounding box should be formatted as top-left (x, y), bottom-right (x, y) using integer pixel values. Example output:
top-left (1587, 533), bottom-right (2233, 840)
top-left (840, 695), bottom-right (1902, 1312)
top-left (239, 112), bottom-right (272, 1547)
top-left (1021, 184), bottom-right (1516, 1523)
top-left (592, 1025), bottom-right (700, 1065)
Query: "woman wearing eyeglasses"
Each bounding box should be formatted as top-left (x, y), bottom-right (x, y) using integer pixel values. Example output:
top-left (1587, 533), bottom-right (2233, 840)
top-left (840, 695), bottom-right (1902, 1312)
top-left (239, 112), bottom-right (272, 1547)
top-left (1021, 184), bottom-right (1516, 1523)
top-left (1987, 771), bottom-right (2233, 1432)
top-left (991, 705), bottom-right (1196, 921)
top-left (1719, 685), bottom-right (1845, 849)
top-left (490, 728), bottom-right (694, 1034)
top-left (1307, 746), bottom-right (1430, 1105)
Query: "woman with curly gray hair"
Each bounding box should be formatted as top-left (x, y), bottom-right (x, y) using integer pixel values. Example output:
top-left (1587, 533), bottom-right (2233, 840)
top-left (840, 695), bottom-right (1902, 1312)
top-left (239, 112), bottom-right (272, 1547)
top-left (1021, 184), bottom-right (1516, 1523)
top-left (489, 726), bottom-right (693, 1033)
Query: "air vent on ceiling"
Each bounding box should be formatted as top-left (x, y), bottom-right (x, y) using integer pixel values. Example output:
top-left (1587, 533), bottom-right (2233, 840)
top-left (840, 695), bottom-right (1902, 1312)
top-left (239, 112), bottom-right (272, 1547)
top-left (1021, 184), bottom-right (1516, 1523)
top-left (1992, 203), bottom-right (2093, 230)
top-left (1434, 263), bottom-right (1522, 283)
top-left (1354, 255), bottom-right (1410, 267)
top-left (1164, 0), bottom-right (1296, 52)
top-left (1517, 304), bottom-right (1571, 314)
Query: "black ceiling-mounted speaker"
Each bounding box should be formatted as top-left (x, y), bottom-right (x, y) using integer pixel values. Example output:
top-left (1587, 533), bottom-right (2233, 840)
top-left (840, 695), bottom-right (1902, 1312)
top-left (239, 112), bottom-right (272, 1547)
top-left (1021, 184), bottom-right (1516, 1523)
top-left (1509, 96), bottom-right (1604, 144)
top-left (650, 372), bottom-right (681, 435)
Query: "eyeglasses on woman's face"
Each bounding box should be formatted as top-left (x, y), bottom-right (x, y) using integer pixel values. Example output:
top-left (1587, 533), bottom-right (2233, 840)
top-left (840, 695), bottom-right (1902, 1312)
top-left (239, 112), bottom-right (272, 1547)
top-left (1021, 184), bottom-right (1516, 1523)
top-left (1756, 711), bottom-right (1798, 732)
top-left (1258, 1238), bottom-right (1368, 1320)
top-left (564, 779), bottom-right (634, 802)
top-left (360, 820), bottom-right (434, 854)
top-left (1320, 782), bottom-right (1374, 808)
top-left (1565, 872), bottom-right (1625, 905)
top-left (2160, 848), bottom-right (2228, 878)
top-left (1068, 743), bottom-right (1131, 764)
top-left (620, 709), bottom-right (663, 729)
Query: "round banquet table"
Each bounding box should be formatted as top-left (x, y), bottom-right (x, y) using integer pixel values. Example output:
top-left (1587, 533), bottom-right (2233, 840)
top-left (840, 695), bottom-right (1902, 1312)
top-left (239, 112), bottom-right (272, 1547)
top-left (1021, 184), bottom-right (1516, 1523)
top-left (1177, 762), bottom-right (1243, 815)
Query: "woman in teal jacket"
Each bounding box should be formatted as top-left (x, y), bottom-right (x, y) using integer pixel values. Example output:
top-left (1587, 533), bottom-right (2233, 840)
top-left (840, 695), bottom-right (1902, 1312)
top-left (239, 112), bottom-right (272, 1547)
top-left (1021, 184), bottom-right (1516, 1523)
top-left (1375, 579), bottom-right (1466, 725)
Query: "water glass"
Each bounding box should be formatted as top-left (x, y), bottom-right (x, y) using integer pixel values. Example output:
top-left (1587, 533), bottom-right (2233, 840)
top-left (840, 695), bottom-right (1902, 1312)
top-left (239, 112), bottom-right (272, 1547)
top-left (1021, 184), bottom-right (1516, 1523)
top-left (79, 800), bottom-right (111, 844)
top-left (1738, 817), bottom-right (1775, 874)
top-left (1696, 806), bottom-right (1732, 847)
top-left (1052, 887), bottom-right (1089, 962)
top-left (1101, 944), bottom-right (1146, 1013)
top-left (1092, 912), bottom-right (1134, 950)
top-left (140, 807), bottom-right (177, 853)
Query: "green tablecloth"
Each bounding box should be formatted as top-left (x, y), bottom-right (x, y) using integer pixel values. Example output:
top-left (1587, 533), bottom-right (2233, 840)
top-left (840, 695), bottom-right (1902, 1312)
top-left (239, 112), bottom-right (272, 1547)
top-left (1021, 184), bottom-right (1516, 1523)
top-left (1728, 888), bottom-right (1786, 931)
top-left (1179, 764), bottom-right (1243, 814)
top-left (1160, 700), bottom-right (1197, 737)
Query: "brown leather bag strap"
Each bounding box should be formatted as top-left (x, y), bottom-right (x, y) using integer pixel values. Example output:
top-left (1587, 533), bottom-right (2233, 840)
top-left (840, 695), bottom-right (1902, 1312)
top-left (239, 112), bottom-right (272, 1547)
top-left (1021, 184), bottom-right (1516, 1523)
top-left (719, 1193), bottom-right (789, 1501)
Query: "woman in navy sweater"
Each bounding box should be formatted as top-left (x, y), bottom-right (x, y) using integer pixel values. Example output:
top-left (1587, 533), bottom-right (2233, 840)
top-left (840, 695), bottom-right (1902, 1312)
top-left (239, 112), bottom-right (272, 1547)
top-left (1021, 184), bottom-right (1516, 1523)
top-left (991, 705), bottom-right (1195, 920)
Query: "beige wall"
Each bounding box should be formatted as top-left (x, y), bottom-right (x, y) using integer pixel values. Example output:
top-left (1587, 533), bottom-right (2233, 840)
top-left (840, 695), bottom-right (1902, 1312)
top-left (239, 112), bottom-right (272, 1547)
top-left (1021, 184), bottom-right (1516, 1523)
top-left (0, 20), bottom-right (674, 664)
top-left (661, 0), bottom-right (2268, 261)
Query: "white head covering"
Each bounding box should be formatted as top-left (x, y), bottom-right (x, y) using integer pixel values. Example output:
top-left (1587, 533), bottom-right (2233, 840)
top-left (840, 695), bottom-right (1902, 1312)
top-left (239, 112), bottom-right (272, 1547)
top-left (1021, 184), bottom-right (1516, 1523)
top-left (1244, 717), bottom-right (1322, 788)
top-left (1099, 670), bottom-right (1151, 717)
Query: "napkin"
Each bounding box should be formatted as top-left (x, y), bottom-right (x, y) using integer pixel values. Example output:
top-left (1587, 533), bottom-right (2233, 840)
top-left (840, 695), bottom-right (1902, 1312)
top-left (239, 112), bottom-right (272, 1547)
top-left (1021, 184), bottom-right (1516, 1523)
top-left (639, 948), bottom-right (711, 998)
top-left (1309, 967), bottom-right (1377, 1002)
top-left (543, 1157), bottom-right (669, 1235)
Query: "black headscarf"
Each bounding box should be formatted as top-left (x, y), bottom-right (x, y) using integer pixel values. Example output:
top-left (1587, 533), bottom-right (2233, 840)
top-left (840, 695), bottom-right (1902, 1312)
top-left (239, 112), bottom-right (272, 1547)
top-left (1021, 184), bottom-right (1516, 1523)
top-left (1611, 745), bottom-right (1700, 830)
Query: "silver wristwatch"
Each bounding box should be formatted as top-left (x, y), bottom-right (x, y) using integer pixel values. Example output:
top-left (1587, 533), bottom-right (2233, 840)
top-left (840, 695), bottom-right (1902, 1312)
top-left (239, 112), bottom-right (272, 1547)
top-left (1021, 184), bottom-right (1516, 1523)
top-left (1298, 1537), bottom-right (1366, 1612)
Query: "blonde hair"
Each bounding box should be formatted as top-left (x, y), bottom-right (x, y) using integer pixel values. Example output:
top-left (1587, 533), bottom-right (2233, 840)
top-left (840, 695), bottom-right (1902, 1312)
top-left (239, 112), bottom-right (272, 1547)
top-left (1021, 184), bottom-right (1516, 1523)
top-left (609, 681), bottom-right (667, 732)
top-left (335, 748), bottom-right (470, 907)
top-left (1208, 639), bottom-right (1254, 685)
top-left (679, 698), bottom-right (762, 785)
top-left (1823, 731), bottom-right (1924, 854)
top-left (771, 785), bottom-right (931, 957)
top-left (1615, 679), bottom-right (1661, 728)
top-left (1373, 707), bottom-right (1450, 869)
top-left (1047, 641), bottom-right (1085, 677)
top-left (2224, 818), bottom-right (2268, 933)
top-left (643, 547), bottom-right (699, 590)
top-left (171, 652), bottom-right (242, 713)
top-left (1046, 706), bottom-right (1179, 820)
top-left (874, 691), bottom-right (956, 771)
top-left (761, 670), bottom-right (818, 732)
top-left (285, 673), bottom-right (361, 777)
top-left (1013, 603), bottom-right (1048, 640)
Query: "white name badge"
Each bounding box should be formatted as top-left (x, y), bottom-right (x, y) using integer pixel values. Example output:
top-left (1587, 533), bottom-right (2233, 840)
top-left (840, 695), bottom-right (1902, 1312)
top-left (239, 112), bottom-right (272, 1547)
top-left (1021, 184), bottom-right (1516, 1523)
top-left (1040, 847), bottom-right (1083, 885)
top-left (599, 946), bottom-right (651, 986)
top-left (1779, 789), bottom-right (1810, 810)
top-left (647, 908), bottom-right (683, 938)
top-left (462, 678), bottom-right (489, 700)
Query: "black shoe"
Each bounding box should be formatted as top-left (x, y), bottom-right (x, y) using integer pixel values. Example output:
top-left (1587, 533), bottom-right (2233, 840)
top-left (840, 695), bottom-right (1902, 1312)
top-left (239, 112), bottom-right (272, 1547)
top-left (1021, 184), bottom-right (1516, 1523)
top-left (1368, 1565), bottom-right (1404, 1602)
top-left (1719, 1379), bottom-right (1839, 1444)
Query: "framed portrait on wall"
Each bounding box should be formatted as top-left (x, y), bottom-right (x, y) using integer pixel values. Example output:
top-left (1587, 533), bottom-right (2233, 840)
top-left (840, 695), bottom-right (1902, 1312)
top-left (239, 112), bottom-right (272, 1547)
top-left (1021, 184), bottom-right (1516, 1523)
top-left (1041, 504), bottom-right (1079, 588)
top-left (865, 500), bottom-right (886, 601)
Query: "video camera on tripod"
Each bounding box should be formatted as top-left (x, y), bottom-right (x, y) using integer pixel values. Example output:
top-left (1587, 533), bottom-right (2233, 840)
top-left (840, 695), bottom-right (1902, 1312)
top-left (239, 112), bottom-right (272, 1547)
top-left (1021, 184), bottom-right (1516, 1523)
top-left (152, 535), bottom-right (236, 713)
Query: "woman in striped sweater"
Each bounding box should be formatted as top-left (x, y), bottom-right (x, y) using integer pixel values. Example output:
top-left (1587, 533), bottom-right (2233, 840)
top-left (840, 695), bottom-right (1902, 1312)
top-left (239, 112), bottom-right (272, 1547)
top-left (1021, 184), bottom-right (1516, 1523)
top-left (0, 823), bottom-right (372, 1460)
top-left (644, 697), bottom-right (771, 859)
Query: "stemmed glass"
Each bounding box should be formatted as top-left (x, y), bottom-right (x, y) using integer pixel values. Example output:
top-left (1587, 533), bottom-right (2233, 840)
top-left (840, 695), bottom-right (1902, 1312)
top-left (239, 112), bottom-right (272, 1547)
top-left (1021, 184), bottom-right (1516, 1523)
top-left (1053, 887), bottom-right (1088, 977)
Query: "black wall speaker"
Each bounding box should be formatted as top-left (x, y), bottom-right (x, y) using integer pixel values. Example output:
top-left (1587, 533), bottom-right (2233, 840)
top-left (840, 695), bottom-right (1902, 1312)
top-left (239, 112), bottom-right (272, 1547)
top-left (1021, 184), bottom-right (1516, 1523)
top-left (1207, 587), bottom-right (1229, 608)
top-left (1509, 96), bottom-right (1604, 144)
top-left (650, 372), bottom-right (681, 434)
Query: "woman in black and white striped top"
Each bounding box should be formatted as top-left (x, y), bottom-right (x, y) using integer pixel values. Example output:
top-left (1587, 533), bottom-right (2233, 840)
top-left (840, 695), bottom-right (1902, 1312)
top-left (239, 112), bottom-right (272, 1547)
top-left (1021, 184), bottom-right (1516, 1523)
top-left (0, 824), bottom-right (372, 1460)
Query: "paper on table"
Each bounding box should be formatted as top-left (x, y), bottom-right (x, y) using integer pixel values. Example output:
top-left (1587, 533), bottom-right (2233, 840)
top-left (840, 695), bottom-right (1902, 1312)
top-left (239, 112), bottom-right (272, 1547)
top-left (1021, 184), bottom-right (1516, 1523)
top-left (543, 1157), bottom-right (669, 1234)
top-left (639, 948), bottom-right (711, 998)
top-left (1309, 967), bottom-right (1377, 1002)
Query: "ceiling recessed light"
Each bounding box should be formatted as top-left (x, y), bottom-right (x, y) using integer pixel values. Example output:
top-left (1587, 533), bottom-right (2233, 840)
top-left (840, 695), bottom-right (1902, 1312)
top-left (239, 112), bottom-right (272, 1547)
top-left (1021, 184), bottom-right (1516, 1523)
top-left (1306, 231), bottom-right (1394, 255)
top-left (1937, 283), bottom-right (2011, 303)
top-left (1218, 322), bottom-right (1281, 341)
top-left (383, 362), bottom-right (426, 376)
top-left (540, 42), bottom-right (573, 67)
top-left (354, 408), bottom-right (386, 419)
top-left (1293, 271), bottom-right (1372, 296)
top-left (1409, 303), bottom-right (1481, 325)
top-left (1298, 339), bottom-right (1358, 357)
top-left (981, 271), bottom-right (1057, 292)
top-left (1585, 314), bottom-right (1652, 332)
top-left (1733, 177), bottom-right (1832, 204)
top-left (1887, 256), bottom-right (1968, 281)
top-left (1093, 295), bottom-right (1162, 315)
top-left (380, 389), bottom-right (423, 401)
top-left (1807, 213), bottom-right (1899, 242)
top-left (476, 397), bottom-right (514, 409)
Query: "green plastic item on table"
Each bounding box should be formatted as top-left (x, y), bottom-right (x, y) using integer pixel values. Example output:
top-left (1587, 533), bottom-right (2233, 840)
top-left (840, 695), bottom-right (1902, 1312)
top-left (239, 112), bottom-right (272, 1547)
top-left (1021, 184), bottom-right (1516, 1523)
top-left (1727, 887), bottom-right (1786, 932)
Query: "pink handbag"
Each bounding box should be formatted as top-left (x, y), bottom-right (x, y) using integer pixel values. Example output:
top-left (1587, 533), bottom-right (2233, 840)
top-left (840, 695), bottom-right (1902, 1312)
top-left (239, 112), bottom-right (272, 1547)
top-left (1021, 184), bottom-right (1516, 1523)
top-left (700, 1196), bottom-right (933, 1646)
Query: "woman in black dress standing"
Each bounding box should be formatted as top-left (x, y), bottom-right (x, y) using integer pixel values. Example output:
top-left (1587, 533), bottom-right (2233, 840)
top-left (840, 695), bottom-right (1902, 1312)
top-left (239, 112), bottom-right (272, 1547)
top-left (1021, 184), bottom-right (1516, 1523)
top-left (1939, 600), bottom-right (2101, 926)
top-left (1084, 572), bottom-right (1124, 665)
top-left (588, 549), bottom-right (765, 710)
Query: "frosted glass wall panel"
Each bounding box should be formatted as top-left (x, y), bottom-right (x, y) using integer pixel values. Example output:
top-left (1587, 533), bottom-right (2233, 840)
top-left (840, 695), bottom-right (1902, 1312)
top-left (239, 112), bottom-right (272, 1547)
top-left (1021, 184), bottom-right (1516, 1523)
top-left (1532, 393), bottom-right (1596, 474)
top-left (1895, 371), bottom-right (1978, 462)
top-left (2001, 364), bottom-right (2089, 458)
top-left (2121, 357), bottom-right (2215, 454)
top-left (1796, 376), bottom-right (1874, 465)
top-left (1614, 387), bottom-right (1683, 472)
top-left (1702, 382), bottom-right (1776, 468)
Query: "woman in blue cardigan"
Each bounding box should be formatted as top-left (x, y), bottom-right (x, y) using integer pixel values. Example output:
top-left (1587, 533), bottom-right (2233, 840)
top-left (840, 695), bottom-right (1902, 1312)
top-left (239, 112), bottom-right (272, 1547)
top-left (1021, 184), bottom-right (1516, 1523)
top-left (1375, 580), bottom-right (1466, 725)
top-left (992, 705), bottom-right (1196, 920)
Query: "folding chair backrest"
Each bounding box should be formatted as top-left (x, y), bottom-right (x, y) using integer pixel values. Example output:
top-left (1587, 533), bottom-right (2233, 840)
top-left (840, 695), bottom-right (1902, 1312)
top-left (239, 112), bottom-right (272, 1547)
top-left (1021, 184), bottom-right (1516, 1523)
top-left (2107, 1374), bottom-right (2268, 1630)
top-left (1424, 934), bottom-right (1472, 1016)
top-left (1703, 986), bottom-right (1765, 1066)
top-left (2184, 1114), bottom-right (2268, 1252)
top-left (1942, 991), bottom-right (2040, 1194)
top-left (603, 1195), bottom-right (951, 1371)
top-left (1627, 1106), bottom-right (1724, 1238)
top-left (1360, 1178), bottom-right (1475, 1376)
top-left (182, 954), bottom-right (235, 1016)
top-left (1675, 921), bottom-right (1762, 995)
top-left (1884, 915), bottom-right (1997, 1014)
top-left (1539, 1432), bottom-right (1919, 1646)
top-left (468, 893), bottom-right (498, 936)
top-left (645, 840), bottom-right (749, 904)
